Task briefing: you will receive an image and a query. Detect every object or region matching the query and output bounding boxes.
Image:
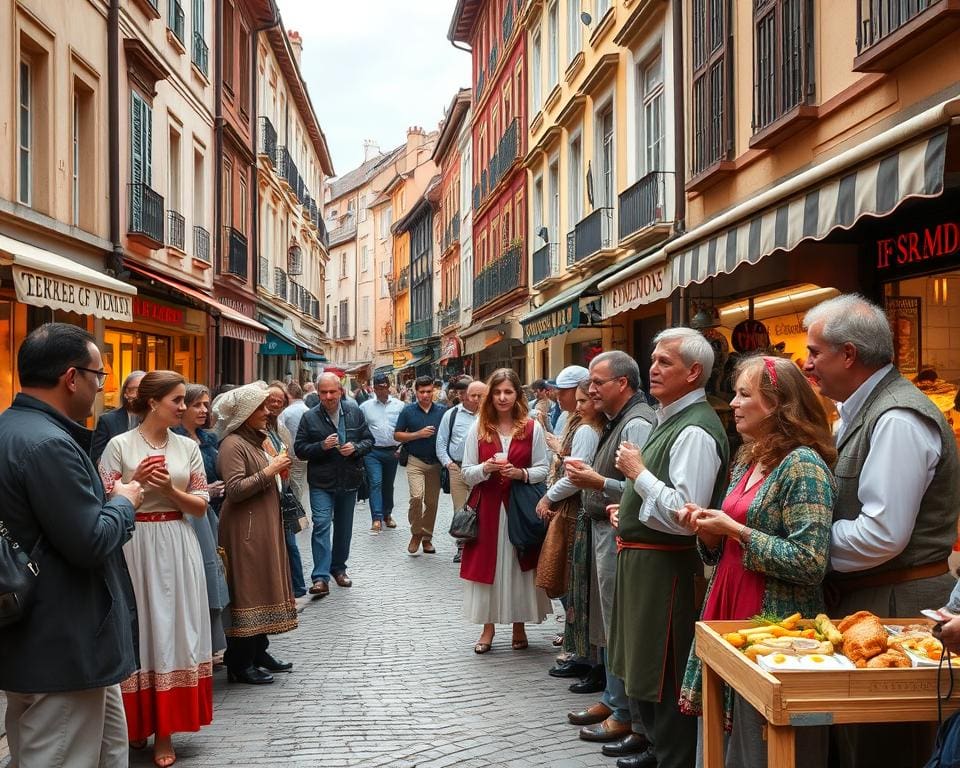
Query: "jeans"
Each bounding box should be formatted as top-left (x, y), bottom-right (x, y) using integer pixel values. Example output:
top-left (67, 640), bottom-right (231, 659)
top-left (363, 447), bottom-right (399, 522)
top-left (600, 647), bottom-right (631, 723)
top-left (309, 487), bottom-right (357, 582)
top-left (285, 529), bottom-right (307, 597)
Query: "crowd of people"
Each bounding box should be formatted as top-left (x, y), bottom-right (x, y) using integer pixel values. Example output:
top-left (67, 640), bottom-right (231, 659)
top-left (2, 291), bottom-right (960, 768)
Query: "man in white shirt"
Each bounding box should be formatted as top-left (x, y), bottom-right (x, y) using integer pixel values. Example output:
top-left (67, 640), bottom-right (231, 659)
top-left (359, 374), bottom-right (405, 533)
top-left (279, 381), bottom-right (310, 503)
top-left (803, 293), bottom-right (960, 768)
top-left (436, 378), bottom-right (487, 563)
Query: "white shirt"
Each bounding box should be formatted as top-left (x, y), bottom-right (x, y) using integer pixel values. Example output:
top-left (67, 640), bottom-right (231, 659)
top-left (632, 389), bottom-right (724, 536)
top-left (830, 364), bottom-right (941, 573)
top-left (461, 420), bottom-right (550, 488)
top-left (436, 405), bottom-right (479, 466)
top-left (359, 396), bottom-right (405, 447)
top-left (278, 400), bottom-right (309, 459)
top-left (555, 410), bottom-right (569, 437)
top-left (547, 424), bottom-right (600, 502)
top-left (601, 408), bottom-right (655, 501)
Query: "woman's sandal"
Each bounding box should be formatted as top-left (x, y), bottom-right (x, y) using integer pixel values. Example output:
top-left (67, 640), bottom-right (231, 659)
top-left (153, 751), bottom-right (177, 768)
top-left (474, 640), bottom-right (493, 654)
top-left (511, 638), bottom-right (529, 650)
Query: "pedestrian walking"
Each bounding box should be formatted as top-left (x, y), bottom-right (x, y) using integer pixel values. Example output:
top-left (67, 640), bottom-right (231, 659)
top-left (279, 380), bottom-right (311, 594)
top-left (172, 384), bottom-right (230, 659)
top-left (803, 294), bottom-right (960, 767)
top-left (215, 383), bottom-right (299, 685)
top-left (394, 375), bottom-right (447, 556)
top-left (296, 372), bottom-right (373, 596)
top-left (90, 369), bottom-right (145, 463)
top-left (359, 373), bottom-right (405, 533)
top-left (98, 370), bottom-right (213, 767)
top-left (673, 355), bottom-right (836, 768)
top-left (0, 323), bottom-right (143, 768)
top-left (437, 377), bottom-right (485, 562)
top-left (460, 368), bottom-right (553, 653)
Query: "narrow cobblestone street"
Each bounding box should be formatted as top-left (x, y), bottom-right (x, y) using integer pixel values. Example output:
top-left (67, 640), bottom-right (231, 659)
top-left (130, 469), bottom-right (614, 768)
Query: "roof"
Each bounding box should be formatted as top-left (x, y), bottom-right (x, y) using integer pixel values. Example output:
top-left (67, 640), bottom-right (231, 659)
top-left (392, 175), bottom-right (441, 234)
top-left (326, 144), bottom-right (404, 202)
top-left (265, 22), bottom-right (335, 176)
top-left (448, 0), bottom-right (483, 44)
top-left (432, 89), bottom-right (472, 165)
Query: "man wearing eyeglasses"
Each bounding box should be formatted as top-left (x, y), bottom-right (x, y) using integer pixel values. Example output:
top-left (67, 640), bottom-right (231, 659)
top-left (0, 322), bottom-right (144, 767)
top-left (90, 369), bottom-right (146, 463)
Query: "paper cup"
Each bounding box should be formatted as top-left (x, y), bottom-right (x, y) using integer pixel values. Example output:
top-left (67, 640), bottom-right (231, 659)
top-left (494, 452), bottom-right (507, 463)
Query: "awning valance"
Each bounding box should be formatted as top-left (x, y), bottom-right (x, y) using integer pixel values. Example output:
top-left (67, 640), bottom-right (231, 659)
top-left (670, 128), bottom-right (949, 289)
top-left (0, 233), bottom-right (136, 321)
top-left (462, 318), bottom-right (522, 355)
top-left (257, 314), bottom-right (323, 356)
top-left (398, 351), bottom-right (434, 371)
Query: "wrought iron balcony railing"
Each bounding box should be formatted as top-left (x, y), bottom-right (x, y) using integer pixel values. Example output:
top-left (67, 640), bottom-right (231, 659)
top-left (438, 298), bottom-right (461, 330)
top-left (224, 226), bottom-right (248, 279)
top-left (566, 229), bottom-right (576, 266)
top-left (618, 171), bottom-right (672, 242)
top-left (168, 0), bottom-right (184, 42)
top-left (128, 182), bottom-right (164, 247)
top-left (572, 208), bottom-right (614, 263)
top-left (532, 242), bottom-right (559, 285)
top-left (193, 225), bottom-right (210, 263)
top-left (192, 32), bottom-right (208, 77)
top-left (274, 267), bottom-right (287, 298)
top-left (473, 243), bottom-right (523, 309)
top-left (258, 116), bottom-right (277, 163)
top-left (858, 0), bottom-right (941, 52)
top-left (167, 210), bottom-right (185, 251)
top-left (405, 316), bottom-right (436, 342)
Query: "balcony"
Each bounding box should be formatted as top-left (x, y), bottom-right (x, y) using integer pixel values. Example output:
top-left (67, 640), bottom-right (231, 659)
top-left (224, 226), bottom-right (248, 279)
top-left (258, 116), bottom-right (277, 163)
top-left (259, 256), bottom-right (270, 286)
top-left (571, 208), bottom-right (614, 264)
top-left (193, 225), bottom-right (210, 263)
top-left (439, 298), bottom-right (461, 330)
top-left (168, 0), bottom-right (184, 43)
top-left (532, 242), bottom-right (560, 286)
top-left (566, 229), bottom-right (576, 266)
top-left (476, 119), bottom-right (520, 210)
top-left (167, 210), bottom-right (185, 251)
top-left (473, 242), bottom-right (523, 310)
top-left (406, 316), bottom-right (436, 342)
top-left (328, 220), bottom-right (357, 247)
top-left (618, 171), bottom-right (673, 244)
top-left (274, 267), bottom-right (287, 298)
top-left (192, 32), bottom-right (208, 77)
top-left (441, 214), bottom-right (461, 254)
top-left (128, 182), bottom-right (164, 248)
top-left (855, 0), bottom-right (960, 71)
top-left (275, 145), bottom-right (291, 182)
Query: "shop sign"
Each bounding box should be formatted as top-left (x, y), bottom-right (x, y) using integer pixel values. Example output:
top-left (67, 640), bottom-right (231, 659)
top-left (440, 335), bottom-right (461, 360)
top-left (875, 221), bottom-right (960, 274)
top-left (601, 265), bottom-right (669, 319)
top-left (134, 297), bottom-right (185, 327)
top-left (522, 302), bottom-right (579, 343)
top-left (12, 266), bottom-right (133, 321)
top-left (393, 350), bottom-right (411, 368)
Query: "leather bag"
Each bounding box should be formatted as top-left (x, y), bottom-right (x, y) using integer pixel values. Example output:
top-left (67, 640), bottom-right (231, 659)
top-left (448, 488), bottom-right (480, 542)
top-left (0, 519), bottom-right (41, 628)
top-left (507, 481), bottom-right (548, 556)
top-left (280, 488), bottom-right (308, 534)
top-left (535, 498), bottom-right (578, 598)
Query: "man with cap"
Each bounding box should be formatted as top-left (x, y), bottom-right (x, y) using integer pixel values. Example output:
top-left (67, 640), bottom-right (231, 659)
top-left (529, 378), bottom-right (558, 432)
top-left (359, 374), bottom-right (405, 533)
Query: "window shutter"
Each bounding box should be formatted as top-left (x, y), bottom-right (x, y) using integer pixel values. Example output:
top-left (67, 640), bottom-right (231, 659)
top-left (144, 101), bottom-right (153, 187)
top-left (131, 94), bottom-right (143, 185)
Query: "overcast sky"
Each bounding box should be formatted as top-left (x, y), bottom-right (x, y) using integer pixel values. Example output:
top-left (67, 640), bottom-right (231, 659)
top-left (276, 0), bottom-right (471, 178)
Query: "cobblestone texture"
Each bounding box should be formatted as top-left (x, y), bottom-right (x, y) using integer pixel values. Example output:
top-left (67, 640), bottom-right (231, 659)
top-left (124, 468), bottom-right (616, 767)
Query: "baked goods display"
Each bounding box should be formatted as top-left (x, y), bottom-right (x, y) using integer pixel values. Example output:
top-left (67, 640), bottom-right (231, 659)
top-left (838, 610), bottom-right (888, 667)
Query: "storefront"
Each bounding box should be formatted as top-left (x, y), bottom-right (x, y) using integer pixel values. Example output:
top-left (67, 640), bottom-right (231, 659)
top-left (215, 291), bottom-right (261, 386)
top-left (462, 316), bottom-right (525, 382)
top-left (438, 334), bottom-right (464, 378)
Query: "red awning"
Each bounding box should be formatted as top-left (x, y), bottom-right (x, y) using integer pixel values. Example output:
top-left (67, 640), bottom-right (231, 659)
top-left (439, 335), bottom-right (462, 363)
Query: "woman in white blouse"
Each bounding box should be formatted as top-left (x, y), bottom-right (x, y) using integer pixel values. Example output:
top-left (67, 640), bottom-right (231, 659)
top-left (460, 368), bottom-right (552, 654)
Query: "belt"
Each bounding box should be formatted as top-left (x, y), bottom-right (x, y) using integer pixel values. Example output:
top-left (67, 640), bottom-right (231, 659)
top-left (374, 445), bottom-right (399, 450)
top-left (616, 537), bottom-right (696, 554)
top-left (829, 559), bottom-right (950, 593)
top-left (135, 511), bottom-right (184, 522)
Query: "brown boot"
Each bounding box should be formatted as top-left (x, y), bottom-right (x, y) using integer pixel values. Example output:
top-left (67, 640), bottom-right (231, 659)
top-left (407, 535), bottom-right (422, 556)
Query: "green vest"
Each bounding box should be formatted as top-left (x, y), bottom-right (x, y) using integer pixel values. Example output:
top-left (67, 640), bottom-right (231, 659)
top-left (618, 399), bottom-right (730, 545)
top-left (833, 367), bottom-right (960, 576)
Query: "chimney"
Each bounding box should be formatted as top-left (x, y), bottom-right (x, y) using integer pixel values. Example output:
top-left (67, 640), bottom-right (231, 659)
top-left (287, 30), bottom-right (303, 65)
top-left (363, 140), bottom-right (381, 162)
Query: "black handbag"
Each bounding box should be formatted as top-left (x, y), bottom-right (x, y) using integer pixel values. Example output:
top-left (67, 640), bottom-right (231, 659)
top-left (507, 481), bottom-right (548, 555)
top-left (397, 446), bottom-right (408, 467)
top-left (448, 489), bottom-right (480, 542)
top-left (440, 406), bottom-right (460, 494)
top-left (280, 488), bottom-right (307, 534)
top-left (0, 519), bottom-right (41, 628)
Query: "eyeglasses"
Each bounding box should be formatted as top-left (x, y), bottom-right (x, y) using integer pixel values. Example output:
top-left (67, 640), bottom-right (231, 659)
top-left (589, 376), bottom-right (623, 387)
top-left (73, 367), bottom-right (107, 388)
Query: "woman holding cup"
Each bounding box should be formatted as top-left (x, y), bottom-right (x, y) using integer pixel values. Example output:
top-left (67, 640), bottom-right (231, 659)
top-left (460, 368), bottom-right (553, 654)
top-left (98, 371), bottom-right (212, 768)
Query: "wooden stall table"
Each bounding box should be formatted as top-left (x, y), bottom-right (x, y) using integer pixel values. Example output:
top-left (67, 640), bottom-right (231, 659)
top-left (696, 619), bottom-right (960, 768)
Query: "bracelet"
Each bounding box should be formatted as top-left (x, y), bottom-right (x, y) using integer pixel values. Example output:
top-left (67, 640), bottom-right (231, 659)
top-left (522, 469), bottom-right (528, 483)
top-left (737, 524), bottom-right (751, 545)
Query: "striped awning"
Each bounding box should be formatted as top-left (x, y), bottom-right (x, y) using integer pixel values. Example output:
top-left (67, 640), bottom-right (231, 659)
top-left (671, 129), bottom-right (948, 288)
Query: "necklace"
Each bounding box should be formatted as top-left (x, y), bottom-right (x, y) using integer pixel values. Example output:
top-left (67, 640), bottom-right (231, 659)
top-left (137, 426), bottom-right (169, 451)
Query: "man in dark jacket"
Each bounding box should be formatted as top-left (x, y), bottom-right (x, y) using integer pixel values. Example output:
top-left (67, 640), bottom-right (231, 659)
top-left (295, 372), bottom-right (373, 597)
top-left (0, 323), bottom-right (143, 767)
top-left (89, 369), bottom-right (145, 463)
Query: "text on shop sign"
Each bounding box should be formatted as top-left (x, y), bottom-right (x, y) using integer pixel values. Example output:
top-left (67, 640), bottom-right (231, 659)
top-left (134, 298), bottom-right (185, 326)
top-left (875, 222), bottom-right (960, 270)
top-left (14, 269), bottom-right (133, 321)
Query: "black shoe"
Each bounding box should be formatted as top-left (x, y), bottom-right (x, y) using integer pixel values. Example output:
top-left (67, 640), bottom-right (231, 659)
top-left (227, 666), bottom-right (274, 685)
top-left (548, 659), bottom-right (591, 678)
top-left (452, 550), bottom-right (462, 563)
top-left (602, 733), bottom-right (652, 757)
top-left (569, 664), bottom-right (606, 694)
top-left (255, 652), bottom-right (293, 672)
top-left (616, 748), bottom-right (657, 768)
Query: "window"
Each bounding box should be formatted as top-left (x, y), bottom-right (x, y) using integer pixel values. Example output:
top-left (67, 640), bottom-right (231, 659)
top-left (597, 104), bottom-right (614, 207)
top-left (191, 0), bottom-right (207, 75)
top-left (239, 174), bottom-right (247, 230)
top-left (361, 296), bottom-right (370, 331)
top-left (167, 0), bottom-right (184, 42)
top-left (596, 0), bottom-right (611, 20)
top-left (168, 127), bottom-right (182, 213)
top-left (359, 193), bottom-right (368, 222)
top-left (361, 245), bottom-right (370, 272)
top-left (222, 1), bottom-right (234, 94)
top-left (691, 0), bottom-right (731, 175)
top-left (567, 0), bottom-right (582, 63)
top-left (380, 205), bottom-right (393, 238)
top-left (548, 1), bottom-right (559, 88)
top-left (72, 94), bottom-right (79, 224)
top-left (532, 174), bottom-right (544, 244)
top-left (753, 0), bottom-right (812, 131)
top-left (641, 54), bottom-right (665, 174)
top-left (548, 158), bottom-right (560, 243)
top-left (568, 133), bottom-right (582, 225)
top-left (239, 24), bottom-right (250, 114)
top-left (193, 148), bottom-right (204, 224)
top-left (130, 91), bottom-right (153, 187)
top-left (340, 251), bottom-right (347, 276)
top-left (339, 299), bottom-right (349, 337)
top-left (18, 60), bottom-right (31, 205)
top-left (531, 30), bottom-right (542, 113)
top-left (221, 158), bottom-right (232, 228)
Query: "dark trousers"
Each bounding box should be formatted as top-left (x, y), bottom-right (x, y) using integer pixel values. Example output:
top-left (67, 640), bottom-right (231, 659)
top-left (636, 643), bottom-right (696, 768)
top-left (363, 447), bottom-right (399, 522)
top-left (285, 529), bottom-right (306, 597)
top-left (224, 634), bottom-right (269, 673)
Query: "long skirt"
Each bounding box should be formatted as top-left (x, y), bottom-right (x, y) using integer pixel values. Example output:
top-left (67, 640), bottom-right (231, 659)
top-left (563, 509), bottom-right (592, 658)
top-left (121, 518), bottom-right (213, 741)
top-left (462, 504), bottom-right (553, 624)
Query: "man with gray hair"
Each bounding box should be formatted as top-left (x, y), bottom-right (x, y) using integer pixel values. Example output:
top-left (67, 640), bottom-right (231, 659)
top-left (564, 350), bottom-right (656, 762)
top-left (804, 293), bottom-right (959, 768)
top-left (608, 327), bottom-right (730, 768)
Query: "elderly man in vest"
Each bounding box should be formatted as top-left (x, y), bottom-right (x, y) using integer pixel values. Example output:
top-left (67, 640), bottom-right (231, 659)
top-left (609, 328), bottom-right (730, 768)
top-left (804, 294), bottom-right (960, 768)
top-left (564, 350), bottom-right (656, 763)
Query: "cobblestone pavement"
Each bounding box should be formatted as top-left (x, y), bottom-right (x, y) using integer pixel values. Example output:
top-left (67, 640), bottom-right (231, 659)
top-left (127, 468), bottom-right (617, 768)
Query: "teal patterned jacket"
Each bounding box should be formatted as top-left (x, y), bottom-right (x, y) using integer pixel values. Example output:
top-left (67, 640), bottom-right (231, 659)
top-left (679, 445), bottom-right (836, 719)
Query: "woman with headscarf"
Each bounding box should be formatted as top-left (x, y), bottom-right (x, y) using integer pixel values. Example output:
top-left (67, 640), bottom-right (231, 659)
top-left (214, 383), bottom-right (298, 686)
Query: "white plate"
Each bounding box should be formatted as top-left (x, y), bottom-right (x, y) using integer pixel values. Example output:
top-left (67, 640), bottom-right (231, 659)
top-left (796, 653), bottom-right (856, 670)
top-left (758, 653), bottom-right (801, 671)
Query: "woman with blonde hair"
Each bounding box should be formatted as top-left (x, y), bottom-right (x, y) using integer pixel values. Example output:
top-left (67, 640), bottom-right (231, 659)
top-left (98, 370), bottom-right (212, 767)
top-left (460, 368), bottom-right (553, 653)
top-left (660, 354), bottom-right (837, 767)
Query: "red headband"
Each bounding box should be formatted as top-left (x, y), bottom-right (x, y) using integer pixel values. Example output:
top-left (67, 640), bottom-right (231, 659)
top-left (763, 357), bottom-right (779, 387)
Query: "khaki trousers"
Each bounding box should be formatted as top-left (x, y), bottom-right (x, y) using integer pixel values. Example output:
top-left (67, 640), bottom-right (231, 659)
top-left (406, 455), bottom-right (442, 541)
top-left (5, 684), bottom-right (128, 768)
top-left (447, 463), bottom-right (471, 514)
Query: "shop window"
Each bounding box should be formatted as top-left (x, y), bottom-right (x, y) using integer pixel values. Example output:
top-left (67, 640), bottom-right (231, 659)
top-left (752, 0), bottom-right (814, 132)
top-left (691, 0), bottom-right (732, 175)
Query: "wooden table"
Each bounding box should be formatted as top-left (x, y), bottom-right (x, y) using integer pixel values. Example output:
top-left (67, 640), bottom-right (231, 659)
top-left (695, 619), bottom-right (960, 768)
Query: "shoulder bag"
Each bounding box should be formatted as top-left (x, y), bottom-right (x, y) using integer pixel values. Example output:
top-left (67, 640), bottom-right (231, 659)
top-left (280, 488), bottom-right (308, 534)
top-left (0, 520), bottom-right (41, 628)
top-left (449, 486), bottom-right (480, 542)
top-left (507, 481), bottom-right (548, 556)
top-left (440, 406), bottom-right (460, 494)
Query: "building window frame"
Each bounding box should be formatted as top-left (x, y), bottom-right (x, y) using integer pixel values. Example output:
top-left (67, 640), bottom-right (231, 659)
top-left (531, 28), bottom-right (543, 114)
top-left (18, 58), bottom-right (32, 206)
top-left (690, 0), bottom-right (732, 176)
top-left (639, 51), bottom-right (665, 176)
top-left (567, 0), bottom-right (582, 63)
top-left (752, 0), bottom-right (814, 133)
top-left (547, 0), bottom-right (559, 88)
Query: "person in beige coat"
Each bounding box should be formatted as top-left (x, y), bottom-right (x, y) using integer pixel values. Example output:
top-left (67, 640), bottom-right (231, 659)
top-left (214, 383), bottom-right (298, 685)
